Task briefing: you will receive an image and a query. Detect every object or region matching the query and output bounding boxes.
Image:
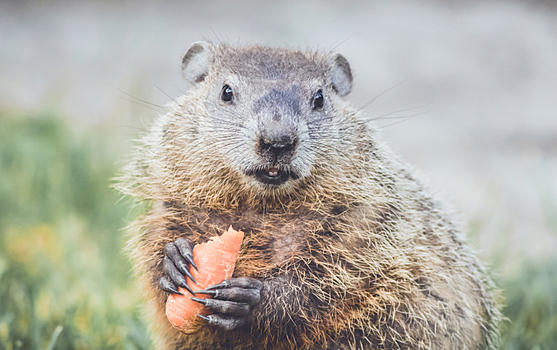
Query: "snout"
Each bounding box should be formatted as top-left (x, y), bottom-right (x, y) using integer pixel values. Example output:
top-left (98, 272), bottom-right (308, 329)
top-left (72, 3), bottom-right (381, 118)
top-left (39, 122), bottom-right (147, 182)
top-left (258, 133), bottom-right (299, 160)
top-left (257, 119), bottom-right (299, 161)
top-left (253, 123), bottom-right (300, 185)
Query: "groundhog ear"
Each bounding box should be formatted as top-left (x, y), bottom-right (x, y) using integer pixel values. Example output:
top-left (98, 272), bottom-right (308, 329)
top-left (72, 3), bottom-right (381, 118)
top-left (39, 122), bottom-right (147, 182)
top-left (329, 53), bottom-right (352, 97)
top-left (181, 41), bottom-right (212, 84)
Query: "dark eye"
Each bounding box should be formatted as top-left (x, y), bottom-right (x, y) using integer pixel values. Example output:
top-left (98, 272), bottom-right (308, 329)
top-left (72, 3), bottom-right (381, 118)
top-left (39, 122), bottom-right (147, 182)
top-left (313, 90), bottom-right (324, 110)
top-left (221, 84), bottom-right (234, 103)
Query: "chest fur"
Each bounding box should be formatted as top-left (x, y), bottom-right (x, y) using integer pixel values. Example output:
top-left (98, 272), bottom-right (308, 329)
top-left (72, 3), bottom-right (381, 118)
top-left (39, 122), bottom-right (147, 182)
top-left (162, 203), bottom-right (320, 274)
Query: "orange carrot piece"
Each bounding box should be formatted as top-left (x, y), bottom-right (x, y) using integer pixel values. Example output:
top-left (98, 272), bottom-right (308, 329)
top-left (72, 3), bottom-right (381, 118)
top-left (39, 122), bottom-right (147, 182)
top-left (165, 226), bottom-right (244, 333)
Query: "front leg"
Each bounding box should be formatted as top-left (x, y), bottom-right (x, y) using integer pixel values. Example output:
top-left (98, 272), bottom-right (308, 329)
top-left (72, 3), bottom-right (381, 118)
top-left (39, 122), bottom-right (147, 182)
top-left (192, 277), bottom-right (263, 331)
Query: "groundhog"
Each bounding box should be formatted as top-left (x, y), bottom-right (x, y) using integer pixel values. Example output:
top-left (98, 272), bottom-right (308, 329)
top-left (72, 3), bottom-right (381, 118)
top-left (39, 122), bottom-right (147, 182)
top-left (118, 41), bottom-right (501, 349)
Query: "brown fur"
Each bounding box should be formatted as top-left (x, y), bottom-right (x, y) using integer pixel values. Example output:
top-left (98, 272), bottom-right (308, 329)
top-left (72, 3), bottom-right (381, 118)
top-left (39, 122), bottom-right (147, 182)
top-left (117, 43), bottom-right (500, 349)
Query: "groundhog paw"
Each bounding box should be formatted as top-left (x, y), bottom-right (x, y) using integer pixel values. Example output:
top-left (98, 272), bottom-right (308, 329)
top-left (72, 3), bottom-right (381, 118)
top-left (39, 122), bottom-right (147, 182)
top-left (191, 277), bottom-right (262, 331)
top-left (159, 238), bottom-right (199, 296)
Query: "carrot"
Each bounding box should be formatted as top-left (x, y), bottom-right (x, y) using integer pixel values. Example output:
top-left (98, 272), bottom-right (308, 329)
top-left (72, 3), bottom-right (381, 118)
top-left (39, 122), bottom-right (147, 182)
top-left (165, 226), bottom-right (244, 333)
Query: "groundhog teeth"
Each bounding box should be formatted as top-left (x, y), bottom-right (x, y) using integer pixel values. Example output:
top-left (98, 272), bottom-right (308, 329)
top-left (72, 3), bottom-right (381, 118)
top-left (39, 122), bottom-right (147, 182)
top-left (267, 167), bottom-right (279, 177)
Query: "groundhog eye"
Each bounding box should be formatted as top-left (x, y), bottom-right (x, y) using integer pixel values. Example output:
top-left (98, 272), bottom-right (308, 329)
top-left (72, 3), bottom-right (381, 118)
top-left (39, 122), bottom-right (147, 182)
top-left (221, 85), bottom-right (234, 103)
top-left (313, 90), bottom-right (324, 110)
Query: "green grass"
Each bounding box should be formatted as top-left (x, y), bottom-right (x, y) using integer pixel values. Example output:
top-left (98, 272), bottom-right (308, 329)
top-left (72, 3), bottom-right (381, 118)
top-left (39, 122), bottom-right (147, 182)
top-left (0, 115), bottom-right (555, 349)
top-left (499, 258), bottom-right (557, 349)
top-left (0, 115), bottom-right (151, 350)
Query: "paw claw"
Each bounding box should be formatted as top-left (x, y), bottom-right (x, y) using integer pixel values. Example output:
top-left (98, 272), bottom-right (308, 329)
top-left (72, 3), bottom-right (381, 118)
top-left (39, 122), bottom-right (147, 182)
top-left (184, 268), bottom-right (199, 285)
top-left (205, 281), bottom-right (228, 290)
top-left (189, 257), bottom-right (199, 272)
top-left (195, 289), bottom-right (217, 296)
top-left (190, 297), bottom-right (208, 306)
top-left (197, 313), bottom-right (210, 322)
top-left (176, 238), bottom-right (199, 271)
top-left (159, 276), bottom-right (183, 296)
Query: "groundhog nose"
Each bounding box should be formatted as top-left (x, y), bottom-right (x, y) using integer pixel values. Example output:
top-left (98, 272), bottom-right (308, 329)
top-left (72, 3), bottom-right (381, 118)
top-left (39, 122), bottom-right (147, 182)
top-left (259, 134), bottom-right (298, 157)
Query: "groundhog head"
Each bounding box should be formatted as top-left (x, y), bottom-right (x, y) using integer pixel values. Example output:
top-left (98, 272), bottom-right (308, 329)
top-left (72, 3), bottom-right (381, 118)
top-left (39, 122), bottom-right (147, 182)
top-left (180, 41), bottom-right (353, 194)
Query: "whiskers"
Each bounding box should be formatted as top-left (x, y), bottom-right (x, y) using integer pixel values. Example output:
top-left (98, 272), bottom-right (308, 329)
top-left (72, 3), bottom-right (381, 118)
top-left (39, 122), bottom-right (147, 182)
top-left (109, 84), bottom-right (165, 111)
top-left (356, 77), bottom-right (413, 113)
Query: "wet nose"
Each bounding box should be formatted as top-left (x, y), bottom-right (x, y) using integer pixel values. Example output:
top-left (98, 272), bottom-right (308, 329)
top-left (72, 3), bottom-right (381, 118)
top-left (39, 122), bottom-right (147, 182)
top-left (259, 133), bottom-right (298, 158)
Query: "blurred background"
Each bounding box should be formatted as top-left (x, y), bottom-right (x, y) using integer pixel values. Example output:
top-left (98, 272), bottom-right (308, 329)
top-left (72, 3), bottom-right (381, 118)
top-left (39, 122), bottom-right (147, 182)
top-left (1, 0), bottom-right (556, 348)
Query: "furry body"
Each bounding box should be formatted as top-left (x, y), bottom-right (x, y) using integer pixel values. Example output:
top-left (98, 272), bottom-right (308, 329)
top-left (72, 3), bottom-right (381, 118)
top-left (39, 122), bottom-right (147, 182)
top-left (119, 43), bottom-right (500, 349)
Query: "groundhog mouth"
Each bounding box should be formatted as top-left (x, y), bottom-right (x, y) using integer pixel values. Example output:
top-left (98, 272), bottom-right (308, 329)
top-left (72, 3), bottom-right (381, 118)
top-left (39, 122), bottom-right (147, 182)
top-left (250, 166), bottom-right (298, 186)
